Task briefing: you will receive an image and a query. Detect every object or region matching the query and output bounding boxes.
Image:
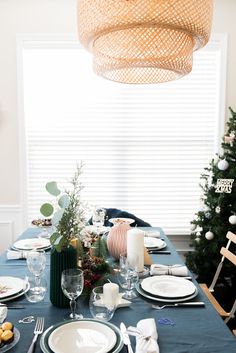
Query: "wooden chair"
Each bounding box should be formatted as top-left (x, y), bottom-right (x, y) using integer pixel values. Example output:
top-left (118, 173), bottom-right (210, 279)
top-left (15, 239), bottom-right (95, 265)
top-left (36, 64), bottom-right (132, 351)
top-left (200, 231), bottom-right (236, 324)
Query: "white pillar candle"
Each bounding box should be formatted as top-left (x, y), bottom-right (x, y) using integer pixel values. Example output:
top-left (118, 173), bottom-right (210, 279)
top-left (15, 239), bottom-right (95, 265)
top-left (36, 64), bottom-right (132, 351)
top-left (103, 283), bottom-right (119, 308)
top-left (127, 228), bottom-right (144, 272)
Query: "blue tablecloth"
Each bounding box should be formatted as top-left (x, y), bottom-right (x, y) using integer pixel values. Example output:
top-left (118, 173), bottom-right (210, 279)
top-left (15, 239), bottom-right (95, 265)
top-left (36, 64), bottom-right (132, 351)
top-left (1, 227), bottom-right (236, 353)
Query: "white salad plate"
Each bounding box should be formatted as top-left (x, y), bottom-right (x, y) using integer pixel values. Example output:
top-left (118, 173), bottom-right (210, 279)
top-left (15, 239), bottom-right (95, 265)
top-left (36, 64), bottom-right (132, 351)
top-left (144, 238), bottom-right (166, 249)
top-left (48, 320), bottom-right (117, 353)
top-left (141, 275), bottom-right (196, 298)
top-left (12, 238), bottom-right (50, 251)
top-left (109, 218), bottom-right (134, 225)
top-left (136, 282), bottom-right (198, 303)
top-left (0, 277), bottom-right (24, 299)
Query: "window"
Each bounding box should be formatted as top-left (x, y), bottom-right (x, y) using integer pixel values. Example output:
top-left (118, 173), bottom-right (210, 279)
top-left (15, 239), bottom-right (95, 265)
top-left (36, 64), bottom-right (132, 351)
top-left (19, 34), bottom-right (227, 235)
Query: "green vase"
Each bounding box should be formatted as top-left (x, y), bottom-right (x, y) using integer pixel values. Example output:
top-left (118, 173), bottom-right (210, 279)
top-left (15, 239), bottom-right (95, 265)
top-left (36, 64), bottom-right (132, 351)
top-left (50, 245), bottom-right (77, 308)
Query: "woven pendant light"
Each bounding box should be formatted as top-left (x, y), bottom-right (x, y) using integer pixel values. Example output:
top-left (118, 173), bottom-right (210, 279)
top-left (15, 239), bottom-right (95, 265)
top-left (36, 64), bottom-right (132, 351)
top-left (77, 0), bottom-right (213, 84)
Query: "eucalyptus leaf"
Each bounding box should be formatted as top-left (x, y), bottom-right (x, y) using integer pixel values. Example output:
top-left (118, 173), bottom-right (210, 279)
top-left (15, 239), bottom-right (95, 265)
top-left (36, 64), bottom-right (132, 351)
top-left (46, 181), bottom-right (61, 196)
top-left (40, 203), bottom-right (54, 217)
top-left (50, 232), bottom-right (60, 245)
top-left (52, 209), bottom-right (64, 226)
top-left (58, 194), bottom-right (70, 209)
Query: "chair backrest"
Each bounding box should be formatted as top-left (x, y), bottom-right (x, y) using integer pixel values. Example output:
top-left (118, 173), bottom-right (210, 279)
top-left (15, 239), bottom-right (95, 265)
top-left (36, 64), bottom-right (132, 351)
top-left (220, 231), bottom-right (236, 265)
top-left (209, 231), bottom-right (236, 291)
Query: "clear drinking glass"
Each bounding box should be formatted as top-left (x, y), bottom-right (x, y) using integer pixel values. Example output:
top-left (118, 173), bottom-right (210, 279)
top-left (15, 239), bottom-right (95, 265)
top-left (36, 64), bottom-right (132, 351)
top-left (26, 250), bottom-right (46, 286)
top-left (119, 254), bottom-right (139, 300)
top-left (61, 268), bottom-right (84, 319)
top-left (89, 286), bottom-right (116, 321)
top-left (24, 275), bottom-right (47, 303)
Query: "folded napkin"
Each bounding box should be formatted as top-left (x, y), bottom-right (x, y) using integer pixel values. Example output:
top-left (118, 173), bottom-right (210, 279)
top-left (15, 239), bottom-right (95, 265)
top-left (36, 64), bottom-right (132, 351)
top-left (7, 250), bottom-right (27, 260)
top-left (150, 264), bottom-right (188, 277)
top-left (0, 306), bottom-right (7, 323)
top-left (128, 318), bottom-right (159, 353)
top-left (144, 231), bottom-right (160, 238)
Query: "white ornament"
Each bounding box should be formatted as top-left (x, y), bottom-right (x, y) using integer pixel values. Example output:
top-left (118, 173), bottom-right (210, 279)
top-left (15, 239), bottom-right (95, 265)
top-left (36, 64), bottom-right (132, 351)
top-left (205, 212), bottom-right (211, 219)
top-left (190, 224), bottom-right (197, 231)
top-left (215, 206), bottom-right (221, 214)
top-left (217, 159), bottom-right (229, 171)
top-left (205, 231), bottom-right (214, 240)
top-left (229, 215), bottom-right (236, 225)
top-left (195, 237), bottom-right (201, 243)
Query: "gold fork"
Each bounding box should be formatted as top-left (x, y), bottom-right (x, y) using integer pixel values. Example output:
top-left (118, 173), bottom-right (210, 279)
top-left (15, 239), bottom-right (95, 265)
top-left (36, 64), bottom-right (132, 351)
top-left (27, 317), bottom-right (44, 353)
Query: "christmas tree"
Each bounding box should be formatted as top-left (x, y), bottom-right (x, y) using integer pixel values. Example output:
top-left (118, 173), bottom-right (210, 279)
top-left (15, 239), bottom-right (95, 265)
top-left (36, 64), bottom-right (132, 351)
top-left (186, 107), bottom-right (236, 284)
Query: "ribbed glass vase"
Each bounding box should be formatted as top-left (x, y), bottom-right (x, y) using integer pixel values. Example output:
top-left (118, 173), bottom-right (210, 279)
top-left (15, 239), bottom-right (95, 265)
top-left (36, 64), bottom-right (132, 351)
top-left (50, 245), bottom-right (77, 308)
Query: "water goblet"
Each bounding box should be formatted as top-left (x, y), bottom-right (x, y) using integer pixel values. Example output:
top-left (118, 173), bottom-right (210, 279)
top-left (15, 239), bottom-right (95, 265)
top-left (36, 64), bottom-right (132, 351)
top-left (61, 268), bottom-right (84, 320)
top-left (26, 250), bottom-right (46, 286)
top-left (92, 208), bottom-right (106, 235)
top-left (24, 275), bottom-right (47, 303)
top-left (89, 286), bottom-right (117, 321)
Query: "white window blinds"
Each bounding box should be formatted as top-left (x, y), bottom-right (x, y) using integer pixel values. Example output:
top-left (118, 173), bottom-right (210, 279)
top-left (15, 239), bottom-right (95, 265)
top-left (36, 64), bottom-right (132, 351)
top-left (20, 34), bottom-right (226, 235)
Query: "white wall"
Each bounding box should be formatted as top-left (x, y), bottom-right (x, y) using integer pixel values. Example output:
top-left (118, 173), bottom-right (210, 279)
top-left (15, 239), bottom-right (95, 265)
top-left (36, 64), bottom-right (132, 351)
top-left (0, 0), bottom-right (236, 250)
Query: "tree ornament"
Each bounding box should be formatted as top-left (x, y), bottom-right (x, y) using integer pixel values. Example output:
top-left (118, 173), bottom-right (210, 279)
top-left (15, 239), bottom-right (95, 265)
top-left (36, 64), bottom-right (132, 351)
top-left (195, 236), bottom-right (201, 243)
top-left (215, 179), bottom-right (234, 193)
top-left (229, 215), bottom-right (236, 225)
top-left (217, 159), bottom-right (229, 171)
top-left (205, 212), bottom-right (211, 219)
top-left (215, 206), bottom-right (221, 214)
top-left (205, 231), bottom-right (214, 240)
top-left (224, 132), bottom-right (235, 146)
top-left (190, 223), bottom-right (197, 231)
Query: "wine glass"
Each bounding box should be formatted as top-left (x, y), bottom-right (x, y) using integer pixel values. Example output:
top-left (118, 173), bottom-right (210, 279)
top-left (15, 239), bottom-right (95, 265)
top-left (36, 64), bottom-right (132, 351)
top-left (119, 254), bottom-right (139, 300)
top-left (92, 208), bottom-right (106, 235)
top-left (26, 250), bottom-right (46, 286)
top-left (61, 268), bottom-right (84, 319)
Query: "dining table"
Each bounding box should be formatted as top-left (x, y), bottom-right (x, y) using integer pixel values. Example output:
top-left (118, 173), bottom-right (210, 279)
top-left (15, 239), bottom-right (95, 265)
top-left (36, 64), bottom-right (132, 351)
top-left (0, 226), bottom-right (236, 353)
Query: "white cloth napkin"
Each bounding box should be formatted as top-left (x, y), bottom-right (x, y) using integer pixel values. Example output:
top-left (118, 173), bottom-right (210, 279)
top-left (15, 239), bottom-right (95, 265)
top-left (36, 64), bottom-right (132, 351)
top-left (7, 250), bottom-right (27, 260)
top-left (128, 318), bottom-right (159, 353)
top-left (144, 231), bottom-right (160, 238)
top-left (150, 264), bottom-right (188, 276)
top-left (0, 306), bottom-right (7, 323)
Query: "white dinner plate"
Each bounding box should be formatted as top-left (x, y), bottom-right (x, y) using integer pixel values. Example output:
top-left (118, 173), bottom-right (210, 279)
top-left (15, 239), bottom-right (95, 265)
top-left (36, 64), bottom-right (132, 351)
top-left (12, 238), bottom-right (50, 250)
top-left (141, 275), bottom-right (196, 298)
top-left (40, 319), bottom-right (123, 353)
top-left (0, 277), bottom-right (24, 299)
top-left (144, 238), bottom-right (166, 249)
top-left (136, 282), bottom-right (199, 303)
top-left (0, 282), bottom-right (30, 302)
top-left (48, 320), bottom-right (117, 353)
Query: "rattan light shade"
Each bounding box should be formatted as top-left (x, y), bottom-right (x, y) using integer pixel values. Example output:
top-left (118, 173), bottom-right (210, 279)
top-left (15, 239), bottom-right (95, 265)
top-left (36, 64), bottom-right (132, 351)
top-left (77, 0), bottom-right (213, 84)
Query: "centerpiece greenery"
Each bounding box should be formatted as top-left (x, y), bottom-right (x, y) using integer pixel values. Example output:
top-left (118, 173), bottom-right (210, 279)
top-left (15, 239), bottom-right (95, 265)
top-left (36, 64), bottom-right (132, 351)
top-left (40, 165), bottom-right (86, 252)
top-left (40, 165), bottom-right (112, 304)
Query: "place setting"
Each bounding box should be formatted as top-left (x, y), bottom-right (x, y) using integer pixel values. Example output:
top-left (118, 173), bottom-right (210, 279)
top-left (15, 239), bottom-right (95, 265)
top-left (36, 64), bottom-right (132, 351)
top-left (40, 269), bottom-right (124, 353)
